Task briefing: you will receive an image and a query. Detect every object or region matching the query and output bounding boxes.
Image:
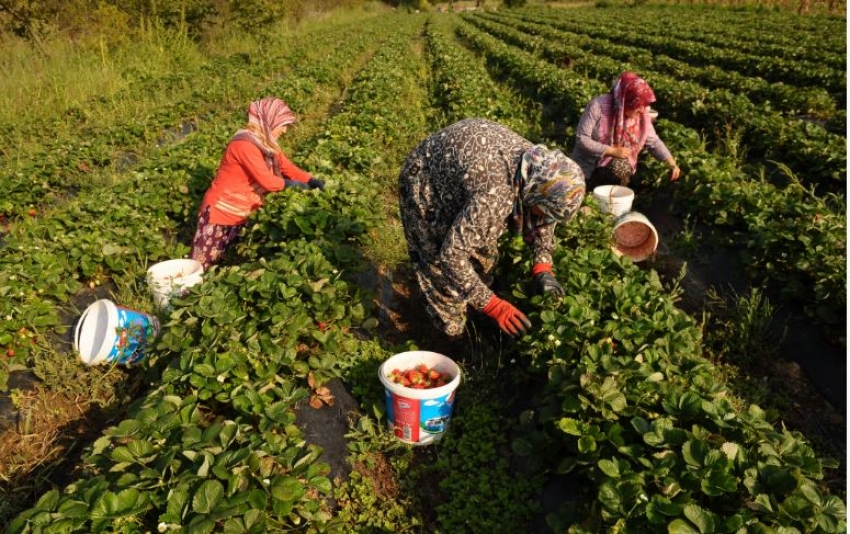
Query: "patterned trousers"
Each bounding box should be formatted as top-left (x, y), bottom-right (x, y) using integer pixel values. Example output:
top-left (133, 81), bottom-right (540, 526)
top-left (189, 206), bottom-right (245, 270)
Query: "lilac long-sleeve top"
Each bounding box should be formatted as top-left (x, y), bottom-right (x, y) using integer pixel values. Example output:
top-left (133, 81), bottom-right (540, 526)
top-left (570, 94), bottom-right (672, 180)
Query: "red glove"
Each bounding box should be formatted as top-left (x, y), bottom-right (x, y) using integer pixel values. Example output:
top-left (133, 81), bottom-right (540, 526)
top-left (481, 295), bottom-right (531, 337)
top-left (531, 263), bottom-right (552, 276)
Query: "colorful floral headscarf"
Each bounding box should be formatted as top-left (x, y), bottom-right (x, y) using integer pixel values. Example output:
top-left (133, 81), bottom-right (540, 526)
top-left (511, 145), bottom-right (586, 241)
top-left (609, 72), bottom-right (656, 164)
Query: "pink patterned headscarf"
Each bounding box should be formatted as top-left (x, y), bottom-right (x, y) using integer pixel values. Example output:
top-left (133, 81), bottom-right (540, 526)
top-left (609, 72), bottom-right (656, 166)
top-left (246, 97), bottom-right (298, 152)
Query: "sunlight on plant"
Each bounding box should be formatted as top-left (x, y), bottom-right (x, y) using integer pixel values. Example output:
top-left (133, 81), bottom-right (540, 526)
top-left (660, 261), bottom-right (689, 305)
top-left (0, 28), bottom-right (205, 128)
top-left (715, 121), bottom-right (748, 163)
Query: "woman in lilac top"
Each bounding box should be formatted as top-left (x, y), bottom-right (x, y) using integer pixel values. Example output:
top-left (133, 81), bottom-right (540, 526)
top-left (571, 72), bottom-right (681, 190)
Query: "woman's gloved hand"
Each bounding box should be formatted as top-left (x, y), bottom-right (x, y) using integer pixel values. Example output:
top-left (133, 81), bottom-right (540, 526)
top-left (308, 177), bottom-right (326, 190)
top-left (481, 295), bottom-right (531, 336)
top-left (284, 179), bottom-right (309, 190)
top-left (532, 263), bottom-right (565, 296)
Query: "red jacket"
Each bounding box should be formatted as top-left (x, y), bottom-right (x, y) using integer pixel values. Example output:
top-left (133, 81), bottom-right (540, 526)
top-left (200, 139), bottom-right (312, 225)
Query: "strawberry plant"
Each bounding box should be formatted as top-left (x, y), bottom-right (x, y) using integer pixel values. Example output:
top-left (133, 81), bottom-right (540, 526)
top-left (3, 6), bottom-right (845, 533)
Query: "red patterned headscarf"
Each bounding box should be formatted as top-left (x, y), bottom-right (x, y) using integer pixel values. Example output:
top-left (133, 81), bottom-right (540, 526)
top-left (246, 97), bottom-right (298, 153)
top-left (610, 72), bottom-right (656, 162)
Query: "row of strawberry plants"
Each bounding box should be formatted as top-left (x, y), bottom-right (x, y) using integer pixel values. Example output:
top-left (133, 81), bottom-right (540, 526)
top-left (454, 18), bottom-right (845, 344)
top-left (424, 16), bottom-right (540, 138)
top-left (464, 13), bottom-right (846, 193)
top-left (577, 5), bottom-right (846, 71)
top-left (488, 9), bottom-right (838, 123)
top-left (9, 14), bottom-right (434, 532)
top-left (654, 19), bottom-right (845, 73)
top-left (503, 234), bottom-right (845, 531)
top-left (522, 6), bottom-right (846, 102)
top-left (660, 121), bottom-right (847, 333)
top-left (0, 16), bottom-right (392, 391)
top-left (10, 246), bottom-right (369, 533)
top-left (612, 6), bottom-right (847, 69)
top-left (437, 18), bottom-right (844, 527)
top-left (0, 17), bottom-right (380, 226)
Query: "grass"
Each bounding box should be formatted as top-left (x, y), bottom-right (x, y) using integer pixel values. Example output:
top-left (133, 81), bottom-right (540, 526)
top-left (362, 44), bottom-right (433, 270)
top-left (0, 30), bottom-right (202, 128)
top-left (0, 1), bottom-right (394, 145)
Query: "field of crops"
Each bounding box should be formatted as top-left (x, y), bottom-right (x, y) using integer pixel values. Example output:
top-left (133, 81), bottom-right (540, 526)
top-left (0, 4), bottom-right (846, 532)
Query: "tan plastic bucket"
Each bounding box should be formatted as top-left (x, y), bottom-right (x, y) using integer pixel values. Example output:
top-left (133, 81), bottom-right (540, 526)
top-left (612, 212), bottom-right (658, 262)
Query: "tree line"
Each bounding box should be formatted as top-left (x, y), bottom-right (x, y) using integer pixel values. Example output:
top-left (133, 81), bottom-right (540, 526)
top-left (0, 0), bottom-right (372, 46)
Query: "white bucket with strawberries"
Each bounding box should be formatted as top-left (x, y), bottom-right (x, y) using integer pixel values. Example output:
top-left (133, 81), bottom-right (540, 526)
top-left (378, 351), bottom-right (462, 445)
top-left (146, 259), bottom-right (204, 310)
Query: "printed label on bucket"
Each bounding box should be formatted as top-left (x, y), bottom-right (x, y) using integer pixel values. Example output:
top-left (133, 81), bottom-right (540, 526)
top-left (109, 306), bottom-right (160, 365)
top-left (385, 389), bottom-right (456, 444)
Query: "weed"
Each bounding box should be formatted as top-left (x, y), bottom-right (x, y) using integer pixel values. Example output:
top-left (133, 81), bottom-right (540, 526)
top-left (670, 217), bottom-right (700, 257)
top-left (709, 286), bottom-right (786, 367)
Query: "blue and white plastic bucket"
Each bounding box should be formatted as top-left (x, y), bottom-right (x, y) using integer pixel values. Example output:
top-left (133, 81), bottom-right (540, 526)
top-left (378, 351), bottom-right (461, 446)
top-left (74, 299), bottom-right (160, 366)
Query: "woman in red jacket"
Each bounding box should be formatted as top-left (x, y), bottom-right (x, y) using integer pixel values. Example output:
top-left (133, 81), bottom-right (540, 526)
top-left (190, 97), bottom-right (325, 269)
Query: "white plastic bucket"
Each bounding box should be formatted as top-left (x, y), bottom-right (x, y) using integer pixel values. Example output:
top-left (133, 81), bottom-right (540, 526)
top-left (612, 212), bottom-right (659, 262)
top-left (593, 185), bottom-right (634, 216)
top-left (146, 259), bottom-right (203, 309)
top-left (74, 299), bottom-right (161, 366)
top-left (378, 351), bottom-right (461, 445)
